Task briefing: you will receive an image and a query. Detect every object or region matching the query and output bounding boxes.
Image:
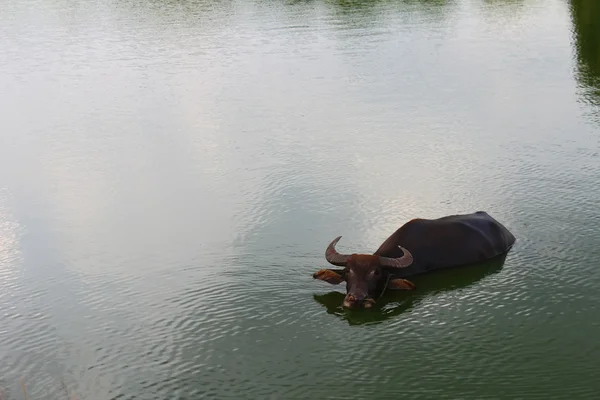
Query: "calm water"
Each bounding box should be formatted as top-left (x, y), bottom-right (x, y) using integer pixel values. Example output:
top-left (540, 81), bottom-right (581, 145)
top-left (1, 0), bottom-right (600, 398)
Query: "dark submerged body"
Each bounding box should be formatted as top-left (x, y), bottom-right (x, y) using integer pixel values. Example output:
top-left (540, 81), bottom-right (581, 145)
top-left (374, 211), bottom-right (516, 278)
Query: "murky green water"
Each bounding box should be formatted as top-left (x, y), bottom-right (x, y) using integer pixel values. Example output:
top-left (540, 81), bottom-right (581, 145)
top-left (1, 0), bottom-right (600, 398)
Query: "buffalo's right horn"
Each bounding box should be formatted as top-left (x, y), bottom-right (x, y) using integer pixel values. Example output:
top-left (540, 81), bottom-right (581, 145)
top-left (325, 236), bottom-right (351, 266)
top-left (378, 246), bottom-right (414, 268)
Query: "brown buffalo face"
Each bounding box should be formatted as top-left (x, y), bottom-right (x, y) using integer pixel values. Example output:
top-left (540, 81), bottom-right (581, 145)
top-left (314, 255), bottom-right (384, 308)
top-left (312, 236), bottom-right (416, 309)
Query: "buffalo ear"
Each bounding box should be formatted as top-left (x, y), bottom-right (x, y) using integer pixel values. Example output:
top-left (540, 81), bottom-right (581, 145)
top-left (312, 269), bottom-right (345, 285)
top-left (387, 278), bottom-right (416, 290)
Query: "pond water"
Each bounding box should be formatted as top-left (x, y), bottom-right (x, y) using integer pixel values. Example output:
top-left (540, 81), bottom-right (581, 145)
top-left (1, 0), bottom-right (600, 398)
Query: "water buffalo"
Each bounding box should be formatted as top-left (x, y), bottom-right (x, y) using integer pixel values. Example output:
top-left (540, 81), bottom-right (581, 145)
top-left (312, 211), bottom-right (516, 309)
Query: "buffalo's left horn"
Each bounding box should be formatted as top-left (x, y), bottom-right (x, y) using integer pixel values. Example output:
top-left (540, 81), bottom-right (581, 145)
top-left (325, 236), bottom-right (351, 266)
top-left (379, 246), bottom-right (413, 268)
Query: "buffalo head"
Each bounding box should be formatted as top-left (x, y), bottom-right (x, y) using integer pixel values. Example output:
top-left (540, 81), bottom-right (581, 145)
top-left (312, 236), bottom-right (416, 309)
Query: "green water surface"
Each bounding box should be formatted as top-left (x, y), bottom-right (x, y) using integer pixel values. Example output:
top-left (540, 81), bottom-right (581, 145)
top-left (1, 0), bottom-right (600, 398)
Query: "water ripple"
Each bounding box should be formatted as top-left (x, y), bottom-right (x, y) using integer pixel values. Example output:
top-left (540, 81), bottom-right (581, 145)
top-left (1, 0), bottom-right (600, 398)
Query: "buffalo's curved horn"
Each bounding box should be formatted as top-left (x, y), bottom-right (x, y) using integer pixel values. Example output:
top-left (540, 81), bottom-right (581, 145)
top-left (325, 236), bottom-right (351, 266)
top-left (379, 246), bottom-right (413, 268)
